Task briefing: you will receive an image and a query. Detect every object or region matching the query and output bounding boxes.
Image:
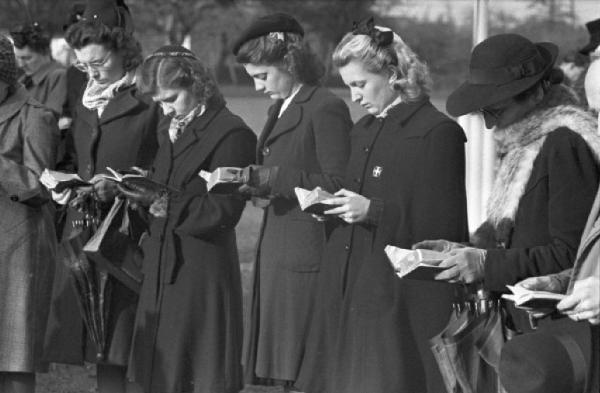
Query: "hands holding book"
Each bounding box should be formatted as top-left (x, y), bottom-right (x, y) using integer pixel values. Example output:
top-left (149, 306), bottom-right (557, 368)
top-left (320, 188), bottom-right (370, 224)
top-left (237, 165), bottom-right (279, 197)
top-left (414, 239), bottom-right (486, 284)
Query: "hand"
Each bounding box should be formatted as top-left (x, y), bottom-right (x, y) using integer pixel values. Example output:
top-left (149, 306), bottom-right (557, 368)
top-left (69, 186), bottom-right (93, 212)
top-left (311, 213), bottom-right (329, 222)
top-left (52, 188), bottom-right (73, 205)
top-left (58, 116), bottom-right (72, 130)
top-left (412, 239), bottom-right (467, 252)
top-left (116, 182), bottom-right (161, 207)
top-left (90, 176), bottom-right (119, 202)
top-left (516, 275), bottom-right (564, 293)
top-left (322, 188), bottom-right (370, 224)
top-left (238, 165), bottom-right (278, 197)
top-left (557, 277), bottom-right (600, 325)
top-left (435, 247), bottom-right (486, 284)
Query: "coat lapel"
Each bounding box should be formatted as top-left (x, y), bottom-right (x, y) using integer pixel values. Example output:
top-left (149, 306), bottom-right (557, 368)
top-left (256, 100), bottom-right (283, 161)
top-left (99, 87), bottom-right (144, 125)
top-left (171, 103), bottom-right (222, 159)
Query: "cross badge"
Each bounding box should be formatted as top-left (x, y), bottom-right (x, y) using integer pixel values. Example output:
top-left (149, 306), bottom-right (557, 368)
top-left (372, 166), bottom-right (383, 178)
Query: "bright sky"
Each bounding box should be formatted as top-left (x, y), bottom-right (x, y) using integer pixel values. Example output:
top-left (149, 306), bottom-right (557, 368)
top-left (385, 0), bottom-right (600, 26)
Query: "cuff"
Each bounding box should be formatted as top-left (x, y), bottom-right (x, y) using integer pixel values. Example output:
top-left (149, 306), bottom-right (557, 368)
top-left (364, 197), bottom-right (383, 226)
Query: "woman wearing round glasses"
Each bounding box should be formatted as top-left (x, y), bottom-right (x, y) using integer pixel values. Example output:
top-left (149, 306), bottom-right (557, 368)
top-left (43, 1), bottom-right (160, 393)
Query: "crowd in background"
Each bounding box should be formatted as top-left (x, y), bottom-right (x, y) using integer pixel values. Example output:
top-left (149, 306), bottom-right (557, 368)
top-left (0, 1), bottom-right (599, 393)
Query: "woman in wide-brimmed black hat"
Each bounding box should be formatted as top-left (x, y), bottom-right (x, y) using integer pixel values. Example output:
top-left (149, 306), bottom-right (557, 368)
top-left (417, 33), bottom-right (600, 392)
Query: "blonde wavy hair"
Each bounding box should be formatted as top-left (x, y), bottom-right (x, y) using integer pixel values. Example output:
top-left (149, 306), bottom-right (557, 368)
top-left (333, 29), bottom-right (432, 102)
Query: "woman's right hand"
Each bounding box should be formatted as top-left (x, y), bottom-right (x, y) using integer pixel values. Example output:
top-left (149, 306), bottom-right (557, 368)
top-left (412, 239), bottom-right (466, 253)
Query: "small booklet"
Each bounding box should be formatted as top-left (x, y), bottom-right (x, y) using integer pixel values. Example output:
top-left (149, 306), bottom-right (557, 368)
top-left (294, 187), bottom-right (337, 215)
top-left (502, 285), bottom-right (565, 311)
top-left (101, 167), bottom-right (177, 193)
top-left (39, 169), bottom-right (91, 192)
top-left (384, 245), bottom-right (450, 281)
top-left (199, 167), bottom-right (245, 193)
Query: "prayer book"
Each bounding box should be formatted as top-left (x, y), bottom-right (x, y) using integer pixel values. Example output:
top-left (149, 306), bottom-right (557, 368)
top-left (294, 187), bottom-right (337, 215)
top-left (199, 167), bottom-right (246, 193)
top-left (385, 245), bottom-right (450, 281)
top-left (40, 169), bottom-right (90, 192)
top-left (502, 285), bottom-right (565, 311)
top-left (102, 167), bottom-right (177, 193)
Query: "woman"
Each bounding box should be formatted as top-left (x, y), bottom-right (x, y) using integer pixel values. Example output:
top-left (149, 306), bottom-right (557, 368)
top-left (232, 13), bottom-right (352, 388)
top-left (295, 18), bottom-right (469, 393)
top-left (121, 45), bottom-right (256, 393)
top-left (0, 35), bottom-right (58, 393)
top-left (43, 2), bottom-right (160, 392)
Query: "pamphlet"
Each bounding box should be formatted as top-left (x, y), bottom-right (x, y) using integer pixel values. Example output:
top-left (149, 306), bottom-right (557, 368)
top-left (385, 245), bottom-right (450, 281)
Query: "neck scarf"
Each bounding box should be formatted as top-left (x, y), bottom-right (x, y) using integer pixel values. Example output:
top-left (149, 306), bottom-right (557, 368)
top-left (82, 71), bottom-right (136, 116)
top-left (169, 104), bottom-right (205, 143)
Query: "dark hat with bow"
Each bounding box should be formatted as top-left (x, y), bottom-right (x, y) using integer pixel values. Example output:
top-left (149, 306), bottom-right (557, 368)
top-left (351, 16), bottom-right (394, 48)
top-left (579, 18), bottom-right (600, 55)
top-left (81, 0), bottom-right (133, 33)
top-left (232, 12), bottom-right (304, 55)
top-left (498, 321), bottom-right (592, 393)
top-left (0, 35), bottom-right (18, 86)
top-left (446, 33), bottom-right (557, 117)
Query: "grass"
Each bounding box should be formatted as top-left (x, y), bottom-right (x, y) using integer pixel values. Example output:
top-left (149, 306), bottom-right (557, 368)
top-left (38, 87), bottom-right (451, 392)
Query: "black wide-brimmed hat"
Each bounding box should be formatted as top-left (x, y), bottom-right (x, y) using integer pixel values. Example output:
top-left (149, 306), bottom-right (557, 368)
top-left (579, 18), bottom-right (600, 55)
top-left (232, 12), bottom-right (304, 55)
top-left (446, 34), bottom-right (558, 117)
top-left (498, 321), bottom-right (592, 393)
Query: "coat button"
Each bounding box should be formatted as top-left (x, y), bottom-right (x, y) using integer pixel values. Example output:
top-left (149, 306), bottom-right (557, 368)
top-left (9, 195), bottom-right (19, 202)
top-left (262, 146), bottom-right (270, 156)
top-left (344, 244), bottom-right (351, 251)
top-left (363, 146), bottom-right (370, 153)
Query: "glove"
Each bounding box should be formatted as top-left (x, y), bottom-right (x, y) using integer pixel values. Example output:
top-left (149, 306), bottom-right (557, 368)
top-left (238, 165), bottom-right (279, 197)
top-left (116, 182), bottom-right (162, 207)
top-left (435, 247), bottom-right (486, 284)
top-left (91, 177), bottom-right (119, 202)
top-left (412, 239), bottom-right (467, 253)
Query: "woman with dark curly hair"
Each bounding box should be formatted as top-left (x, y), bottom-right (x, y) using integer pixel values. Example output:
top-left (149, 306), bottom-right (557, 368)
top-left (121, 44), bottom-right (256, 393)
top-left (232, 12), bottom-right (352, 390)
top-left (42, 1), bottom-right (159, 393)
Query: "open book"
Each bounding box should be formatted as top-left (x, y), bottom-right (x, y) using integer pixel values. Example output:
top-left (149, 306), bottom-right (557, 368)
top-left (40, 169), bottom-right (90, 192)
top-left (199, 167), bottom-right (245, 193)
top-left (101, 167), bottom-right (177, 193)
top-left (294, 187), bottom-right (337, 215)
top-left (385, 245), bottom-right (450, 281)
top-left (502, 285), bottom-right (565, 311)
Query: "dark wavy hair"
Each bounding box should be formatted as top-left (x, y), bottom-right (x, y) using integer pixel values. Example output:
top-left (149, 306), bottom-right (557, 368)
top-left (235, 32), bottom-right (324, 85)
top-left (65, 20), bottom-right (142, 72)
top-left (10, 23), bottom-right (51, 55)
top-left (137, 55), bottom-right (224, 108)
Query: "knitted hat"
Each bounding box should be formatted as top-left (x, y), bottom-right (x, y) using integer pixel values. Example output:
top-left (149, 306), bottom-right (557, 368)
top-left (232, 13), bottom-right (304, 55)
top-left (0, 36), bottom-right (18, 86)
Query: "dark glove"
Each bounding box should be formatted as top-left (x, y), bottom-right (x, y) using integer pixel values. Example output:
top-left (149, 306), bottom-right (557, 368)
top-left (116, 182), bottom-right (161, 207)
top-left (238, 165), bottom-right (279, 197)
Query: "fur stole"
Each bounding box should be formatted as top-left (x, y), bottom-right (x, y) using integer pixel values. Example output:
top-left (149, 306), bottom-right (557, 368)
top-left (472, 85), bottom-right (600, 248)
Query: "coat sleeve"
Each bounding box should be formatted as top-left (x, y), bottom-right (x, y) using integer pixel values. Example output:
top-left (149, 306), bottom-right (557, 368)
top-left (45, 68), bottom-right (68, 117)
top-left (0, 106), bottom-right (58, 203)
top-left (174, 128), bottom-right (257, 237)
top-left (270, 96), bottom-right (352, 198)
top-left (367, 121), bottom-right (469, 244)
top-left (484, 130), bottom-right (600, 291)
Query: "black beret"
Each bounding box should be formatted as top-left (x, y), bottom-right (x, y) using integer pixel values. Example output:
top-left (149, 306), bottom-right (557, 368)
top-left (232, 12), bottom-right (304, 55)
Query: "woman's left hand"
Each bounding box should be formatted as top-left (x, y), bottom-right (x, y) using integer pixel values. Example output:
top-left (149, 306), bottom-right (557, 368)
top-left (435, 247), bottom-right (487, 284)
top-left (322, 188), bottom-right (370, 224)
top-left (557, 277), bottom-right (600, 325)
top-left (90, 176), bottom-right (119, 202)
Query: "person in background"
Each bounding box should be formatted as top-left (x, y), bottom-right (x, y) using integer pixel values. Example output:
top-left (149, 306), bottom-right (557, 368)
top-left (558, 50), bottom-right (590, 107)
top-left (122, 44), bottom-right (256, 393)
top-left (579, 18), bottom-right (600, 57)
top-left (0, 34), bottom-right (59, 393)
top-left (42, 1), bottom-right (159, 393)
top-left (10, 22), bottom-right (67, 120)
top-left (296, 17), bottom-right (469, 393)
top-left (232, 12), bottom-right (352, 391)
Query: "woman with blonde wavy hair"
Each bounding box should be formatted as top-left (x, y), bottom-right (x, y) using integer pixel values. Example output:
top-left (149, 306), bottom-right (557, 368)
top-left (295, 17), bottom-right (469, 393)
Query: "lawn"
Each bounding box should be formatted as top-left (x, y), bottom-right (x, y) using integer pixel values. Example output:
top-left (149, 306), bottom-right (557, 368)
top-left (38, 86), bottom-right (450, 393)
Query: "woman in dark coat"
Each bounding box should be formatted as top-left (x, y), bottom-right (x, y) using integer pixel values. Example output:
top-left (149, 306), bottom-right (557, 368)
top-left (232, 13), bottom-right (352, 388)
top-left (295, 19), bottom-right (469, 393)
top-left (120, 45), bottom-right (256, 393)
top-left (42, 2), bottom-right (159, 392)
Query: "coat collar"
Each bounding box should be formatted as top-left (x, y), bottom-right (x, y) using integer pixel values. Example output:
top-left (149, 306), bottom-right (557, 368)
top-left (77, 85), bottom-right (144, 127)
top-left (361, 97), bottom-right (430, 138)
top-left (20, 60), bottom-right (61, 86)
top-left (0, 86), bottom-right (30, 124)
top-left (171, 102), bottom-right (225, 157)
top-left (263, 84), bottom-right (319, 145)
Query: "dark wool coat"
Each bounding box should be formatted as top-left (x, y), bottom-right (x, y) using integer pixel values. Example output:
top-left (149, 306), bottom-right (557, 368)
top-left (0, 86), bottom-right (58, 372)
top-left (295, 99), bottom-right (469, 393)
top-left (43, 85), bottom-right (160, 366)
top-left (243, 85), bottom-right (352, 383)
top-left (128, 104), bottom-right (256, 393)
top-left (19, 60), bottom-right (67, 117)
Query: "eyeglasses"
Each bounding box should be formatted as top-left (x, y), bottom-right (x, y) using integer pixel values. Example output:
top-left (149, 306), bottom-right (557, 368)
top-left (73, 50), bottom-right (112, 73)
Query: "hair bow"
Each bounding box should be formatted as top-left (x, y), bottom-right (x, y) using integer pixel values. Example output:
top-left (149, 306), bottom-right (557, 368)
top-left (352, 16), bottom-right (393, 47)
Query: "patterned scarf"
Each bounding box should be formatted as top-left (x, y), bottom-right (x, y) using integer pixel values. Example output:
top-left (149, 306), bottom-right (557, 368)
top-left (168, 104), bottom-right (205, 143)
top-left (82, 71), bottom-right (136, 116)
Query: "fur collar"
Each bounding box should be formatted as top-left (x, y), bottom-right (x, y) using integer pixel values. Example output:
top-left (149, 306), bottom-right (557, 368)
top-left (472, 85), bottom-right (600, 248)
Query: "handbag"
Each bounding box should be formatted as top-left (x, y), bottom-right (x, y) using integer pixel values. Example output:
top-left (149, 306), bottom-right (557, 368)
top-left (83, 197), bottom-right (143, 293)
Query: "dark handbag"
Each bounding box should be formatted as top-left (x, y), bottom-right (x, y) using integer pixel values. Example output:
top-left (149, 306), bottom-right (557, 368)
top-left (83, 198), bottom-right (143, 293)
